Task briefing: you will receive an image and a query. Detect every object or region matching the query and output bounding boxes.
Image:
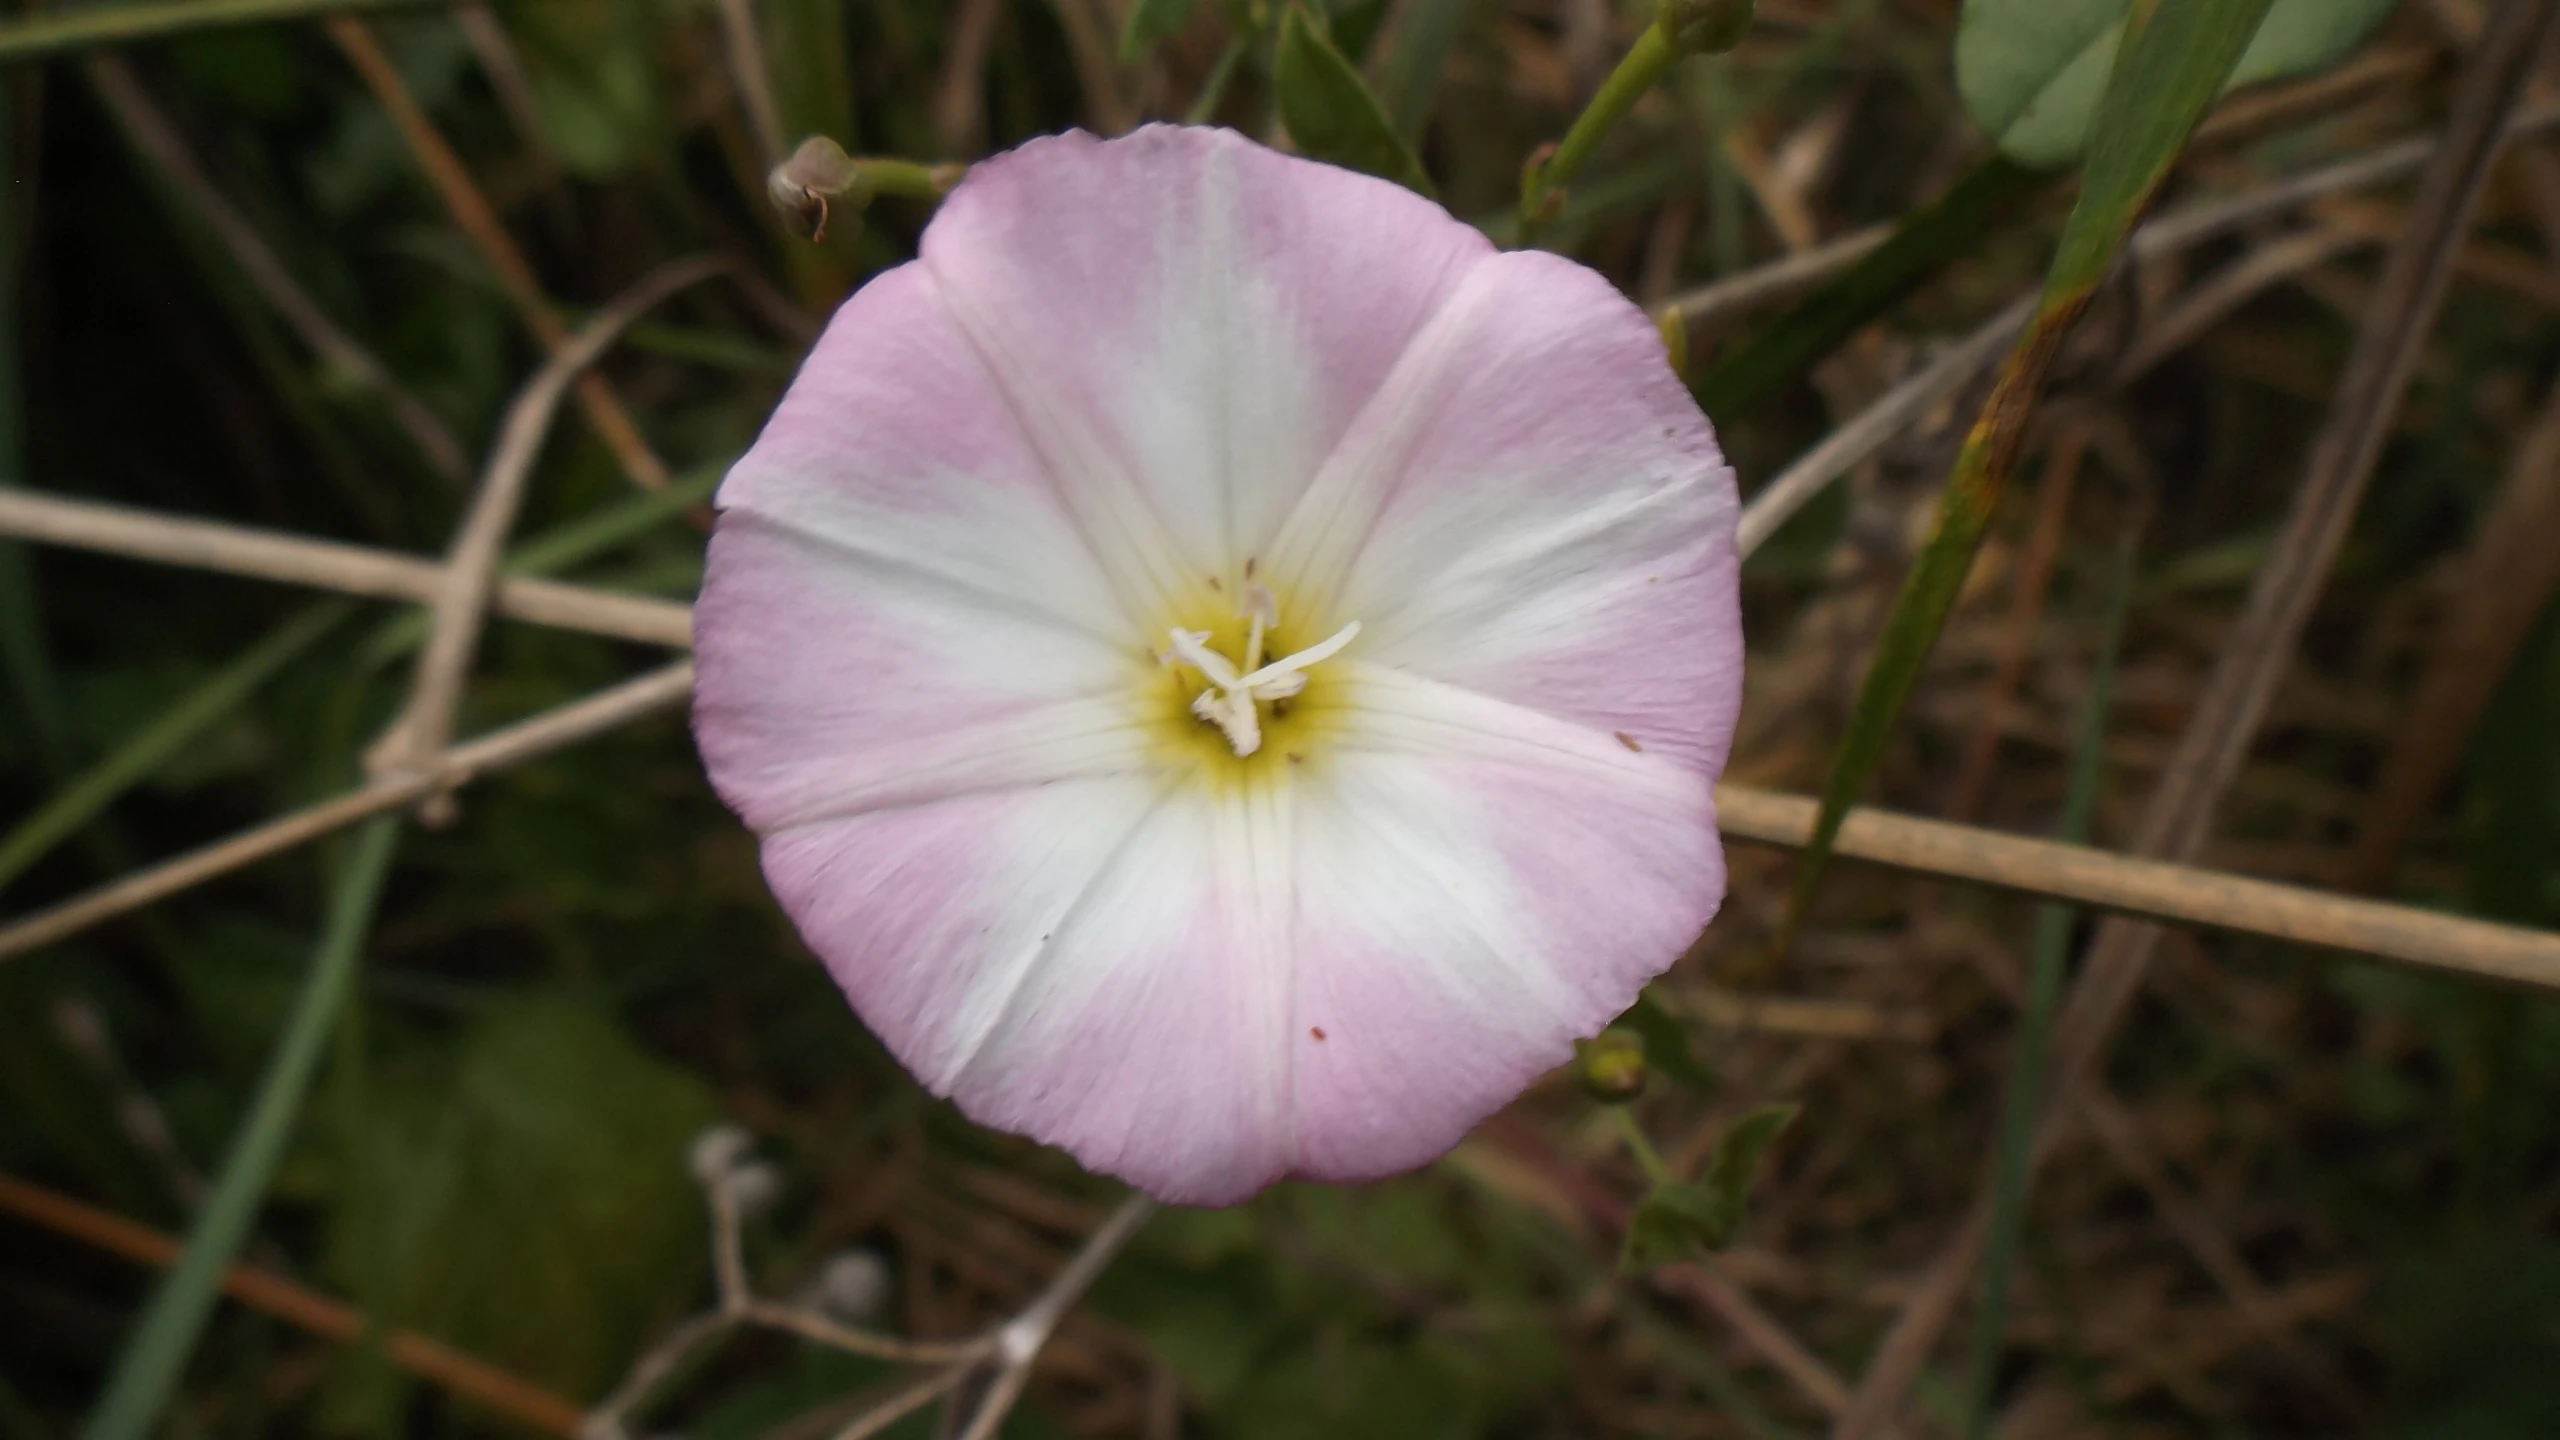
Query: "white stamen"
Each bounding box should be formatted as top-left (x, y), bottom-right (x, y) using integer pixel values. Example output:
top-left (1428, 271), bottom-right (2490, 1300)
top-left (1164, 618), bottom-right (1360, 757)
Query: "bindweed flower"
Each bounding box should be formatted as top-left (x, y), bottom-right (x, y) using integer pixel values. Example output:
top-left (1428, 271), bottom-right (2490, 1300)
top-left (693, 125), bottom-right (1742, 1206)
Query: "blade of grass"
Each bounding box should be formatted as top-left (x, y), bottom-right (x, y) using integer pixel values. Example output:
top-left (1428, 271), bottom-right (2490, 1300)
top-left (1685, 153), bottom-right (2043, 412)
top-left (0, 603), bottom-right (351, 892)
top-left (0, 0), bottom-right (437, 65)
top-left (80, 815), bottom-right (402, 1440)
top-left (1959, 531), bottom-right (2135, 1439)
top-left (1771, 0), bottom-right (2277, 962)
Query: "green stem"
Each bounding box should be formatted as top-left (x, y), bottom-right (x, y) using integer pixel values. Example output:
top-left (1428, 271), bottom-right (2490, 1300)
top-left (81, 817), bottom-right (403, 1440)
top-left (1960, 533), bottom-right (2136, 1439)
top-left (1519, 23), bottom-right (1674, 242)
top-left (854, 156), bottom-right (961, 201)
top-left (0, 0), bottom-right (435, 65)
top-left (1614, 1104), bottom-right (1674, 1188)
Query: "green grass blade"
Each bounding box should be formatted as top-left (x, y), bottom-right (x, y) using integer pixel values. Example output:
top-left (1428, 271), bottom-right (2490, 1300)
top-left (0, 604), bottom-right (350, 893)
top-left (1959, 532), bottom-right (2136, 1438)
top-left (1688, 154), bottom-right (2042, 415)
top-left (1274, 3), bottom-right (1435, 197)
top-left (80, 815), bottom-right (403, 1440)
top-left (764, 0), bottom-right (855, 146)
top-left (1773, 0), bottom-right (2274, 958)
top-left (0, 0), bottom-right (434, 65)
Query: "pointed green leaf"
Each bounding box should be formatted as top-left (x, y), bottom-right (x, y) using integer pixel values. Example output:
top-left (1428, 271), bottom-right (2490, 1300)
top-left (1958, 0), bottom-right (2395, 167)
top-left (1120, 0), bottom-right (1205, 61)
top-left (1620, 1102), bottom-right (1798, 1270)
top-left (1776, 0), bottom-right (2273, 959)
top-left (1274, 3), bottom-right (1435, 196)
top-left (1693, 1101), bottom-right (1799, 1246)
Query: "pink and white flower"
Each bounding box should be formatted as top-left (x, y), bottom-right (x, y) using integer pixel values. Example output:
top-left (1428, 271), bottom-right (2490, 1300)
top-left (692, 125), bottom-right (1743, 1206)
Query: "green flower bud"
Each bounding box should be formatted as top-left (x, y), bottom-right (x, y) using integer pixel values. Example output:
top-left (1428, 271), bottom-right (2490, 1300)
top-left (1575, 1027), bottom-right (1648, 1103)
top-left (1656, 0), bottom-right (1753, 55)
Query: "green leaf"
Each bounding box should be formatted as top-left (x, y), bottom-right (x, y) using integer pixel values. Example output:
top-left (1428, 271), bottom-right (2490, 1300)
top-left (328, 994), bottom-right (718, 1395)
top-left (1775, 0), bottom-right (2273, 959)
top-left (82, 817), bottom-right (402, 1440)
top-left (1957, 0), bottom-right (2395, 167)
top-left (1274, 3), bottom-right (1435, 197)
top-left (1120, 0), bottom-right (1205, 61)
top-left (1621, 1103), bottom-right (1798, 1270)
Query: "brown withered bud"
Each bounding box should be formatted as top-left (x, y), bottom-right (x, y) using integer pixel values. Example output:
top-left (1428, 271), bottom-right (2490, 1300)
top-left (767, 135), bottom-right (871, 242)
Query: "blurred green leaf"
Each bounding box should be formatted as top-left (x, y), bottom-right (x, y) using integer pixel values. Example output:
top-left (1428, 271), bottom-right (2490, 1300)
top-left (327, 994), bottom-right (717, 1395)
top-left (1778, 0), bottom-right (2272, 957)
top-left (1120, 0), bottom-right (1205, 62)
top-left (1374, 0), bottom-right (1471, 142)
top-left (1622, 1102), bottom-right (1797, 1269)
top-left (1957, 0), bottom-right (2394, 167)
top-left (1275, 2), bottom-right (1435, 196)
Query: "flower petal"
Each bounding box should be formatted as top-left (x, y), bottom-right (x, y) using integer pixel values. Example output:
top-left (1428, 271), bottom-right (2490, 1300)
top-left (694, 264), bottom-right (1160, 834)
top-left (766, 778), bottom-right (1303, 1206)
top-left (1266, 248), bottom-right (1742, 777)
top-left (918, 124), bottom-right (1495, 605)
top-left (1285, 666), bottom-right (1725, 1180)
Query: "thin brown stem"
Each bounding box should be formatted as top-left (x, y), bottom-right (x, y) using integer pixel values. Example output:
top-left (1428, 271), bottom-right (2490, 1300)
top-left (0, 1170), bottom-right (582, 1435)
top-left (324, 14), bottom-right (674, 491)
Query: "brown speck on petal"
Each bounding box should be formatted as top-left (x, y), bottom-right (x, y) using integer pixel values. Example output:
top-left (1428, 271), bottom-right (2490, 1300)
top-left (1615, 731), bottom-right (1642, 752)
top-left (1310, 1026), bottom-right (1326, 1040)
top-left (1245, 557), bottom-right (1258, 578)
top-left (1286, 752), bottom-right (1305, 764)
top-left (1206, 575), bottom-right (1222, 591)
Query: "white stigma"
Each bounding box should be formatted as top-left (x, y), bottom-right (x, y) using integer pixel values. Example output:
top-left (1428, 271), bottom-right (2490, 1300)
top-left (1165, 612), bottom-right (1360, 758)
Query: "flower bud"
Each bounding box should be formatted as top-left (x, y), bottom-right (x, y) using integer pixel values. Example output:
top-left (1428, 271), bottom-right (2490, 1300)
top-left (726, 1160), bottom-right (785, 1218)
top-left (1656, 0), bottom-right (1753, 55)
top-left (687, 1122), bottom-right (755, 1187)
top-left (1574, 1027), bottom-right (1648, 1103)
top-left (767, 135), bottom-right (871, 242)
top-left (810, 1249), bottom-right (891, 1323)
